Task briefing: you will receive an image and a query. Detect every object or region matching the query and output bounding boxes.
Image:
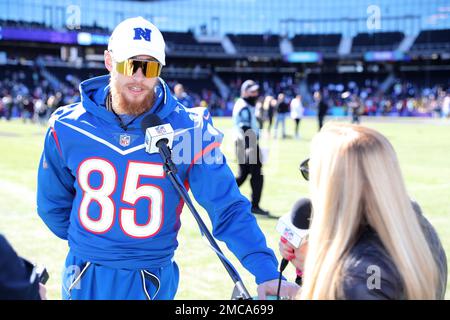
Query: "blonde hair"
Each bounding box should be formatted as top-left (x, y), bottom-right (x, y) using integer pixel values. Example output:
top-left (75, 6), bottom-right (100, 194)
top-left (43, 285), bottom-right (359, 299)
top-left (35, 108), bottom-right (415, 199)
top-left (299, 123), bottom-right (439, 300)
top-left (263, 95), bottom-right (274, 111)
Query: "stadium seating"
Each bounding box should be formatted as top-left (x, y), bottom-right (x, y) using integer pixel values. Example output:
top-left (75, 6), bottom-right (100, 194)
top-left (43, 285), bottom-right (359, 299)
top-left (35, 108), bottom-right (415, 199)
top-left (291, 33), bottom-right (341, 54)
top-left (351, 32), bottom-right (404, 53)
top-left (306, 72), bottom-right (387, 88)
top-left (410, 29), bottom-right (450, 52)
top-left (227, 33), bottom-right (281, 55)
top-left (0, 65), bottom-right (42, 90)
top-left (1, 18), bottom-right (448, 119)
top-left (394, 70), bottom-right (450, 90)
top-left (163, 31), bottom-right (225, 55)
top-left (0, 19), bottom-right (49, 29)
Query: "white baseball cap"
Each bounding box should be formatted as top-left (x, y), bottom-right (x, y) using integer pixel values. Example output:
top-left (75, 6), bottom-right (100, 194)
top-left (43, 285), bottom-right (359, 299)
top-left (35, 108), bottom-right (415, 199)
top-left (108, 16), bottom-right (166, 65)
top-left (241, 80), bottom-right (259, 96)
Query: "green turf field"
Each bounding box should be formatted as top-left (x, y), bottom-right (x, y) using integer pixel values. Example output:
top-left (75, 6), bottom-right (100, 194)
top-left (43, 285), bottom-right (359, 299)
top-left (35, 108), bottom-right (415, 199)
top-left (0, 116), bottom-right (449, 300)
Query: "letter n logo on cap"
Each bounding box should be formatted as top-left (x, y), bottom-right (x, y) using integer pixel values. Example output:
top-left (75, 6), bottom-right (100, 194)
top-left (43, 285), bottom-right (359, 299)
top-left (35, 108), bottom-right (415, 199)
top-left (133, 28), bottom-right (152, 42)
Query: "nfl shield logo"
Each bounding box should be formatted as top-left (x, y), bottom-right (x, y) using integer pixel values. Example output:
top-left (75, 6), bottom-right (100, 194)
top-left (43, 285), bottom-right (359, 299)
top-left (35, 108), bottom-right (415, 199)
top-left (155, 125), bottom-right (167, 135)
top-left (283, 228), bottom-right (294, 242)
top-left (119, 134), bottom-right (131, 147)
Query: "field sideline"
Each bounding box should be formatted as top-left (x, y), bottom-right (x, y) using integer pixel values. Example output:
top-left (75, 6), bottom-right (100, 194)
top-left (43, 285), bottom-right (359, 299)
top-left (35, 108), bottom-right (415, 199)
top-left (0, 116), bottom-right (449, 300)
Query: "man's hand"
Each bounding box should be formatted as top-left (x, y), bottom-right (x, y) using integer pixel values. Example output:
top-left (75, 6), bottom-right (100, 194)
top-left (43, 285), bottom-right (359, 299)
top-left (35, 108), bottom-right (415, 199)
top-left (257, 279), bottom-right (300, 300)
top-left (39, 283), bottom-right (47, 300)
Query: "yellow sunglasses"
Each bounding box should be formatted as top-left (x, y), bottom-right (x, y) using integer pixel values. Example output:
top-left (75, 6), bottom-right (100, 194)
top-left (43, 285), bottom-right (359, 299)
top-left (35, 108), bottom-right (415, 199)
top-left (115, 58), bottom-right (162, 78)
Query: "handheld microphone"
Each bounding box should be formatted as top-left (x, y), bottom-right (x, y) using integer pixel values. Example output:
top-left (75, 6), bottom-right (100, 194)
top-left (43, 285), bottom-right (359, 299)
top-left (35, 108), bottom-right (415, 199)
top-left (276, 198), bottom-right (311, 299)
top-left (276, 198), bottom-right (312, 272)
top-left (36, 265), bottom-right (49, 284)
top-left (141, 114), bottom-right (177, 173)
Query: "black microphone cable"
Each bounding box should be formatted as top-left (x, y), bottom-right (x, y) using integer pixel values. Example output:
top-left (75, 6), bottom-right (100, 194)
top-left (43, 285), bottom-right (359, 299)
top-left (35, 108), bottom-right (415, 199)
top-left (276, 258), bottom-right (289, 300)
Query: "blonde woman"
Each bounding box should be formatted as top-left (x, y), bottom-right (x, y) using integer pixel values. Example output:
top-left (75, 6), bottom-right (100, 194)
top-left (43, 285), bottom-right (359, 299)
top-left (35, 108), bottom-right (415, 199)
top-left (280, 123), bottom-right (447, 299)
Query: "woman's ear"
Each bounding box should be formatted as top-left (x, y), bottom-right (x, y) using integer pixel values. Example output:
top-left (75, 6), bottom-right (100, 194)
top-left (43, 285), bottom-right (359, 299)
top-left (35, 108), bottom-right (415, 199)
top-left (104, 50), bottom-right (113, 72)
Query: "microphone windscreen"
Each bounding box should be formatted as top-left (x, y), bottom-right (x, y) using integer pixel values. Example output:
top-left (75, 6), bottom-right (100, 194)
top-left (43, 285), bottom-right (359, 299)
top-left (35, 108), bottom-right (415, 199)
top-left (290, 198), bottom-right (311, 229)
top-left (141, 114), bottom-right (163, 133)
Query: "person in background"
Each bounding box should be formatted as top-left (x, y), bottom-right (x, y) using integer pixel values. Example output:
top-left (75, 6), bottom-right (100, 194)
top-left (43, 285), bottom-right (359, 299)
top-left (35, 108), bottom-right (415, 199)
top-left (33, 98), bottom-right (47, 126)
top-left (314, 91), bottom-right (328, 130)
top-left (290, 94), bottom-right (304, 139)
top-left (280, 123), bottom-right (447, 299)
top-left (233, 80), bottom-right (271, 216)
top-left (21, 97), bottom-right (34, 123)
top-left (0, 97), bottom-right (4, 119)
top-left (442, 91), bottom-right (450, 118)
top-left (174, 83), bottom-right (194, 108)
top-left (263, 95), bottom-right (275, 136)
top-left (199, 99), bottom-right (208, 110)
top-left (348, 94), bottom-right (361, 124)
top-left (273, 93), bottom-right (289, 139)
top-left (46, 92), bottom-right (62, 117)
top-left (2, 93), bottom-right (13, 121)
top-left (255, 96), bottom-right (265, 132)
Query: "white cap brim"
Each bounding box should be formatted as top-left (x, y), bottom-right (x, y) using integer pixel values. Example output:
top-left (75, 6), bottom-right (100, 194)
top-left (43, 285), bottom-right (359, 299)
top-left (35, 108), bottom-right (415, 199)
top-left (247, 84), bottom-right (259, 92)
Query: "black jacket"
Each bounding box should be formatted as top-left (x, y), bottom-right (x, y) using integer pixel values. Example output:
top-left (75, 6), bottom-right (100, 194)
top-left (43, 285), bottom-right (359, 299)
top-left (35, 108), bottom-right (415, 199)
top-left (340, 203), bottom-right (447, 300)
top-left (0, 234), bottom-right (41, 300)
top-left (317, 100), bottom-right (329, 117)
top-left (276, 101), bottom-right (290, 114)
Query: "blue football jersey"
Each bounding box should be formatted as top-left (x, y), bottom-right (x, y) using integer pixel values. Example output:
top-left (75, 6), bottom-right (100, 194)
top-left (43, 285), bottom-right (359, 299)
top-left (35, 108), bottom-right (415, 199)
top-left (37, 75), bottom-right (279, 284)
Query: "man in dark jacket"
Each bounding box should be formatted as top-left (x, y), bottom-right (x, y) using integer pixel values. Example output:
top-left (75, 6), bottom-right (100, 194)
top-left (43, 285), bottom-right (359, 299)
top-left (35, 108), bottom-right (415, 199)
top-left (315, 91), bottom-right (328, 130)
top-left (0, 234), bottom-right (46, 299)
top-left (273, 93), bottom-right (289, 139)
top-left (233, 80), bottom-right (271, 216)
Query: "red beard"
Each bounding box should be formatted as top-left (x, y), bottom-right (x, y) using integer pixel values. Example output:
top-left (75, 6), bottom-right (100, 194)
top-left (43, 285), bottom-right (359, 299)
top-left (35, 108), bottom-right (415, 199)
top-left (110, 80), bottom-right (155, 116)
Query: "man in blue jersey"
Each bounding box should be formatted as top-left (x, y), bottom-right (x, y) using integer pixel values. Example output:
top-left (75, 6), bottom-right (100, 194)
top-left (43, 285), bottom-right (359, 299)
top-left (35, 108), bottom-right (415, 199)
top-left (37, 17), bottom-right (298, 300)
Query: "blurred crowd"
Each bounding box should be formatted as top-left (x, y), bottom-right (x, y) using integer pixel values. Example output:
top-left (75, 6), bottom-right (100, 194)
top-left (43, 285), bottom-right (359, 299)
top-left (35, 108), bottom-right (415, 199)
top-left (165, 79), bottom-right (226, 116)
top-left (1, 68), bottom-right (449, 124)
top-left (0, 69), bottom-right (80, 124)
top-left (310, 79), bottom-right (450, 118)
top-left (228, 76), bottom-right (450, 119)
